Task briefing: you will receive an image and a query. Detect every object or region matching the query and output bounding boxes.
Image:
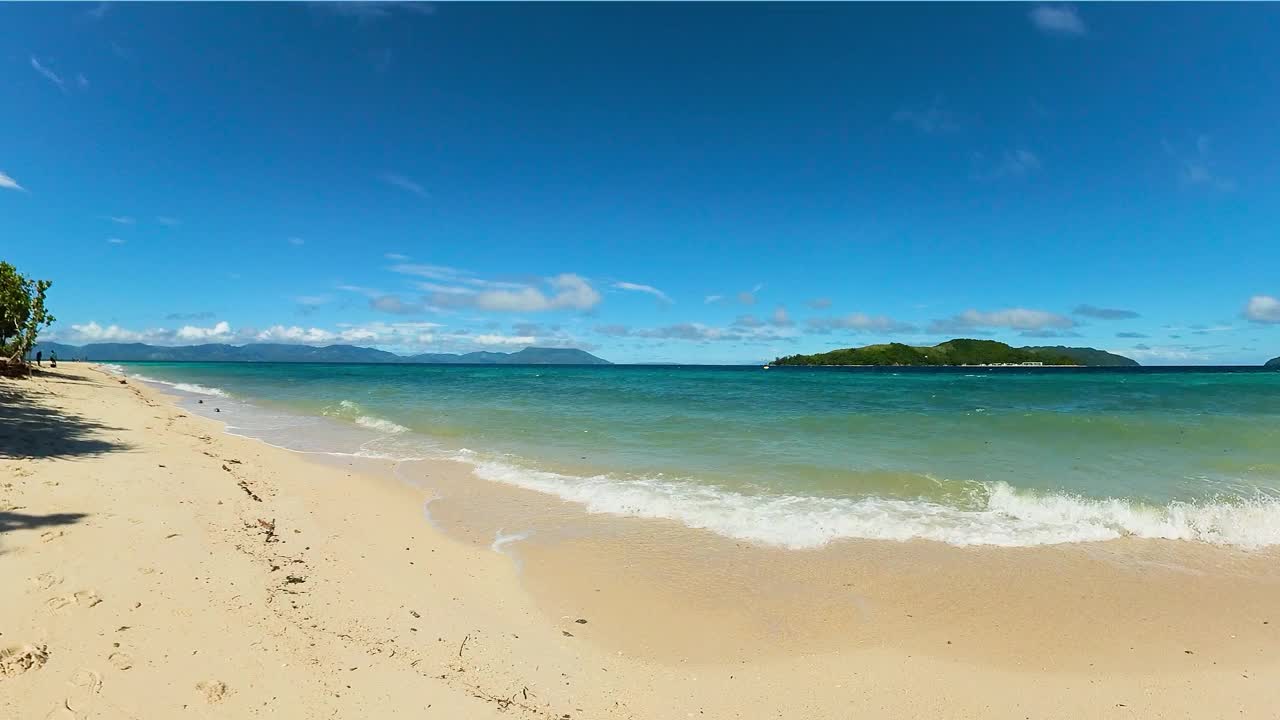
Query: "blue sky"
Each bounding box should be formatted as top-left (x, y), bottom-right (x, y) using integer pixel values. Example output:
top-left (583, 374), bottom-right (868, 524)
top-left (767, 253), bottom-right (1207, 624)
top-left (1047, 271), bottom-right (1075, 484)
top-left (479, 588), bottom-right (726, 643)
top-left (2, 2), bottom-right (1279, 364)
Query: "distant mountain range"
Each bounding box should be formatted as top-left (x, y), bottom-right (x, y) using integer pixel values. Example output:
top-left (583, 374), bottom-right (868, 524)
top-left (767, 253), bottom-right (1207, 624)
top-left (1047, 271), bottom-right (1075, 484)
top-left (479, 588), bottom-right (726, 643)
top-left (772, 339), bottom-right (1139, 367)
top-left (30, 342), bottom-right (611, 365)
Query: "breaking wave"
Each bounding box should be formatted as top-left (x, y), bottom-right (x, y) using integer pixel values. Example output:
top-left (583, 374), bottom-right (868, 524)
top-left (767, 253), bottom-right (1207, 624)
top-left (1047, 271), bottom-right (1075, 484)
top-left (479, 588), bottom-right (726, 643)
top-left (323, 399), bottom-right (410, 434)
top-left (459, 456), bottom-right (1280, 550)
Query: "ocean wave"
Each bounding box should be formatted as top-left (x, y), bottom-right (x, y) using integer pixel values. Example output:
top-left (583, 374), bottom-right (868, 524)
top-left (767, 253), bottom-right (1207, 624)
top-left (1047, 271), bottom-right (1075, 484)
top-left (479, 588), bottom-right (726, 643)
top-left (106, 368), bottom-right (1280, 551)
top-left (118, 369), bottom-right (229, 397)
top-left (170, 381), bottom-right (229, 397)
top-left (323, 400), bottom-right (410, 434)
top-left (355, 415), bottom-right (410, 434)
top-left (460, 458), bottom-right (1280, 550)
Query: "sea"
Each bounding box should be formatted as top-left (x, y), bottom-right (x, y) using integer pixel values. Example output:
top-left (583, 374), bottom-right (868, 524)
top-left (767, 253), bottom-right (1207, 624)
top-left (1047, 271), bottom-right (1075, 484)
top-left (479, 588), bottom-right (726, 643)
top-left (104, 362), bottom-right (1280, 550)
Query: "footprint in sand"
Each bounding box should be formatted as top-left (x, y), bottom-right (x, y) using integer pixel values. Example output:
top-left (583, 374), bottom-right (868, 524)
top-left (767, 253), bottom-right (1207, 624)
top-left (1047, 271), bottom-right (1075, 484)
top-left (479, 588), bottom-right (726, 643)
top-left (107, 652), bottom-right (133, 671)
top-left (46, 591), bottom-right (103, 613)
top-left (61, 669), bottom-right (103, 715)
top-left (40, 530), bottom-right (64, 542)
top-left (71, 668), bottom-right (103, 693)
top-left (0, 643), bottom-right (50, 677)
top-left (30, 572), bottom-right (63, 591)
top-left (196, 680), bottom-right (230, 703)
top-left (43, 704), bottom-right (76, 720)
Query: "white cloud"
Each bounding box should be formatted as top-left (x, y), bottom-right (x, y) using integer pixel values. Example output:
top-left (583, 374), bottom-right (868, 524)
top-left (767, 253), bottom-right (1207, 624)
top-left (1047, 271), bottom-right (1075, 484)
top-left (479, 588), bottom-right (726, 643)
top-left (30, 56), bottom-right (66, 91)
top-left (472, 274), bottom-right (600, 312)
top-left (738, 286), bottom-right (761, 305)
top-left (336, 284), bottom-right (384, 297)
top-left (86, 3), bottom-right (111, 20)
top-left (1073, 304), bottom-right (1140, 320)
top-left (611, 318), bottom-right (798, 345)
top-left (930, 308), bottom-right (1075, 334)
top-left (106, 237), bottom-right (126, 245)
top-left (385, 252), bottom-right (410, 261)
top-left (1164, 135), bottom-right (1235, 192)
top-left (1029, 5), bottom-right (1086, 36)
top-left (971, 149), bottom-right (1041, 181)
top-left (106, 215), bottom-right (135, 225)
top-left (56, 318), bottom-right (578, 354)
top-left (1118, 345), bottom-right (1213, 364)
top-left (255, 321), bottom-right (443, 347)
top-left (254, 325), bottom-right (339, 344)
top-left (1245, 295), bottom-right (1280, 324)
top-left (413, 282), bottom-right (476, 296)
top-left (809, 313), bottom-right (917, 334)
top-left (807, 298), bottom-right (832, 310)
top-left (0, 171), bottom-right (24, 191)
top-left (176, 321), bottom-right (232, 341)
top-left (704, 295), bottom-right (723, 304)
top-left (637, 323), bottom-right (733, 342)
top-left (318, 2), bottom-right (436, 21)
top-left (156, 216), bottom-right (181, 226)
top-left (389, 265), bottom-right (604, 313)
top-left (770, 305), bottom-right (793, 327)
top-left (892, 97), bottom-right (960, 135)
top-left (613, 281), bottom-right (672, 304)
top-left (389, 263), bottom-right (469, 282)
top-left (67, 321), bottom-right (145, 342)
top-left (370, 294), bottom-right (427, 314)
top-left (288, 237), bottom-right (305, 246)
top-left (381, 172), bottom-right (429, 198)
top-left (472, 334), bottom-right (536, 347)
top-left (77, 73), bottom-right (89, 89)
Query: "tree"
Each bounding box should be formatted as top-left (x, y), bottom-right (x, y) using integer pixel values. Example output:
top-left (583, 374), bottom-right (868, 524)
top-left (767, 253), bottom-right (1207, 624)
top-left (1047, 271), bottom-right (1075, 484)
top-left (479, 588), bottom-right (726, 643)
top-left (0, 261), bottom-right (55, 373)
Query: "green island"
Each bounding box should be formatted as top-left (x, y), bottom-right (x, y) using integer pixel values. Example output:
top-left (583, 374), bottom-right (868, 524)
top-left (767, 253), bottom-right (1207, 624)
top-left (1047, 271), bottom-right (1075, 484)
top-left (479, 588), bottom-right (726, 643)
top-left (771, 339), bottom-right (1139, 367)
top-left (1266, 356), bottom-right (1280, 368)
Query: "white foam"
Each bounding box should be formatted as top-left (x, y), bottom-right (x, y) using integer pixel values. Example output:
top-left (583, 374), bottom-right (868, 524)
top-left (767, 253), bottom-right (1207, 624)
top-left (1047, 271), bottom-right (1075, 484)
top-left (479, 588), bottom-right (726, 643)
top-left (491, 529), bottom-right (532, 553)
top-left (323, 400), bottom-right (410, 435)
top-left (170, 381), bottom-right (228, 397)
top-left (118, 370), bottom-right (229, 397)
top-left (106, 365), bottom-right (1280, 551)
top-left (461, 459), bottom-right (1280, 550)
top-left (355, 415), bottom-right (410, 434)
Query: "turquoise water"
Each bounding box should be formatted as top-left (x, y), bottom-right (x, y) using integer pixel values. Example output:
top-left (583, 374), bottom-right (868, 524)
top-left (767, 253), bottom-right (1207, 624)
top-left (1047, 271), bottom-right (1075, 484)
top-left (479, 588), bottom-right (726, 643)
top-left (111, 362), bottom-right (1280, 548)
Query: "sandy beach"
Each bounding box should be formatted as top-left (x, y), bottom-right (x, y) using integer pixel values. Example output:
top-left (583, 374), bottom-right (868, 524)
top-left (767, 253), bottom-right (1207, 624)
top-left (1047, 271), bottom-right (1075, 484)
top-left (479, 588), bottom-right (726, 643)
top-left (4, 363), bottom-right (1280, 719)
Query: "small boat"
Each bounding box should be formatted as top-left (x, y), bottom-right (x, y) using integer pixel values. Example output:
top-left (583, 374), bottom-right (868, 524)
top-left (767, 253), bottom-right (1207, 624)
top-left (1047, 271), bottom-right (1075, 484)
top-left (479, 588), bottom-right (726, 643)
top-left (762, 365), bottom-right (770, 370)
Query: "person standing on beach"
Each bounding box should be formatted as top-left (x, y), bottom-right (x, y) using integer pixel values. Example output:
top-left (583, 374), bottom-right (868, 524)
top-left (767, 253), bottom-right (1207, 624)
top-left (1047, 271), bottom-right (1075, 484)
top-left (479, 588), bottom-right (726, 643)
top-left (35, 350), bottom-right (42, 366)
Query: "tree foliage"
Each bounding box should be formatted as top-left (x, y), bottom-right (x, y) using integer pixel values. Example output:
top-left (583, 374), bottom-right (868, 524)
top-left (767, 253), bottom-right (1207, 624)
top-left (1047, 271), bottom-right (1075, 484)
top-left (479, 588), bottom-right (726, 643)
top-left (0, 261), bottom-right (55, 367)
top-left (772, 339), bottom-right (1081, 366)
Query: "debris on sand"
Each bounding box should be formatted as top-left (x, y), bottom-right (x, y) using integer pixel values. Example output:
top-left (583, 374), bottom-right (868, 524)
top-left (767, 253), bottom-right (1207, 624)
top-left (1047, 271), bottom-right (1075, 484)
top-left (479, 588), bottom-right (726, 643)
top-left (0, 644), bottom-right (49, 677)
top-left (237, 480), bottom-right (263, 502)
top-left (196, 680), bottom-right (229, 703)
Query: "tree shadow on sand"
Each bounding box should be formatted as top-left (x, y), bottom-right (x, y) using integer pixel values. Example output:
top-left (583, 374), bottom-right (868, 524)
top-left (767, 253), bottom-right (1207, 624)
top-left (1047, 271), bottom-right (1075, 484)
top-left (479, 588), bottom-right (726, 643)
top-left (0, 380), bottom-right (130, 460)
top-left (0, 510), bottom-right (88, 534)
top-left (0, 510), bottom-right (89, 556)
top-left (27, 368), bottom-right (100, 385)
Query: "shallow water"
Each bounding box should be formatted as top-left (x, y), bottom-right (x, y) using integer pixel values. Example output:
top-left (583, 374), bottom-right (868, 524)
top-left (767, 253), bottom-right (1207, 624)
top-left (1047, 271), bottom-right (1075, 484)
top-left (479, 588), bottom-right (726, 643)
top-left (108, 362), bottom-right (1280, 548)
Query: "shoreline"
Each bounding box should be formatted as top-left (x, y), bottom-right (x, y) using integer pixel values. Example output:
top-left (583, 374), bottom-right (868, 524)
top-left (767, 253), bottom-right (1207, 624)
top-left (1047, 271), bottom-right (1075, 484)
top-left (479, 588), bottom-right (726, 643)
top-left (4, 363), bottom-right (1280, 718)
top-left (103, 360), bottom-right (1280, 551)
